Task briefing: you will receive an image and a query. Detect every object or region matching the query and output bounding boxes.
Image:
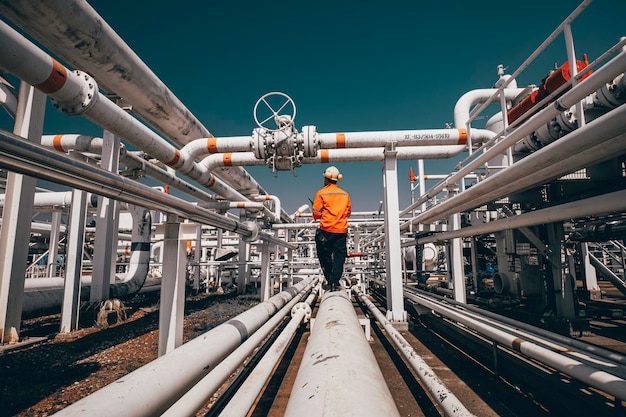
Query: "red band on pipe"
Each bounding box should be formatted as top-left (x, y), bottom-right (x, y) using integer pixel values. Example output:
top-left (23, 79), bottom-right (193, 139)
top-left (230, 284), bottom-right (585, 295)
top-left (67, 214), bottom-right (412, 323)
top-left (207, 138), bottom-right (218, 153)
top-left (336, 133), bottom-right (346, 148)
top-left (53, 134), bottom-right (64, 152)
top-left (35, 59), bottom-right (67, 94)
top-left (457, 129), bottom-right (468, 145)
top-left (321, 149), bottom-right (329, 163)
top-left (166, 150), bottom-right (181, 166)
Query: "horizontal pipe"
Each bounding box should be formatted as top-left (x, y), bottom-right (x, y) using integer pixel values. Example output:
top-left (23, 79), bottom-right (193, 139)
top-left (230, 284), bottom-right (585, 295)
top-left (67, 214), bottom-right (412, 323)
top-left (162, 281), bottom-right (318, 417)
top-left (316, 128), bottom-right (471, 148)
top-left (183, 291), bottom-right (317, 417)
top-left (405, 291), bottom-right (626, 401)
top-left (0, 128), bottom-right (255, 238)
top-left (411, 100), bottom-right (626, 226)
top-left (409, 48), bottom-right (626, 217)
top-left (355, 287), bottom-right (475, 417)
top-left (284, 291), bottom-right (400, 417)
top-left (417, 189), bottom-right (626, 244)
top-left (54, 277), bottom-right (315, 416)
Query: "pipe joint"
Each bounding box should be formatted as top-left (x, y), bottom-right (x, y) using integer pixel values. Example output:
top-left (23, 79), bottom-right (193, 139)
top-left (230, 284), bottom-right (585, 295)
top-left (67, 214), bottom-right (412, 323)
top-left (51, 70), bottom-right (98, 115)
top-left (291, 301), bottom-right (312, 322)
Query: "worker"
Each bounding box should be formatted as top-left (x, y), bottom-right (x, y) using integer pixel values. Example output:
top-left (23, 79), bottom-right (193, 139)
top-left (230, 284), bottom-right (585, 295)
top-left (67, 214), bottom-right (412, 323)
top-left (312, 166), bottom-right (352, 291)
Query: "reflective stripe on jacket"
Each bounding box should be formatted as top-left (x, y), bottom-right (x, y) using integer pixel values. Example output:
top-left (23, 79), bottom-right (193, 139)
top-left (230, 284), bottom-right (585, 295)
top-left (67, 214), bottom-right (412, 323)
top-left (312, 183), bottom-right (351, 233)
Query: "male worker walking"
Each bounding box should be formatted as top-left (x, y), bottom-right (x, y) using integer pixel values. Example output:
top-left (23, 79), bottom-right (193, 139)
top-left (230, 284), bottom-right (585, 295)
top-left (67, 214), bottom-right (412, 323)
top-left (312, 166), bottom-right (352, 291)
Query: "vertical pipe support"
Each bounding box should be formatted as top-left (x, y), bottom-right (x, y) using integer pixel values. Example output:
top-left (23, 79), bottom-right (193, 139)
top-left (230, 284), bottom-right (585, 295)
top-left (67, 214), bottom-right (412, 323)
top-left (0, 82), bottom-right (46, 343)
top-left (156, 221), bottom-right (199, 355)
top-left (60, 188), bottom-right (88, 333)
top-left (382, 143), bottom-right (407, 326)
top-left (90, 129), bottom-right (121, 302)
top-left (446, 184), bottom-right (467, 303)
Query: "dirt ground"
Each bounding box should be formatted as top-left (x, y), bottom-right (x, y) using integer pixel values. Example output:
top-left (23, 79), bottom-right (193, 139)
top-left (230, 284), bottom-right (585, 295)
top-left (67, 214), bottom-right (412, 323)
top-left (0, 290), bottom-right (260, 416)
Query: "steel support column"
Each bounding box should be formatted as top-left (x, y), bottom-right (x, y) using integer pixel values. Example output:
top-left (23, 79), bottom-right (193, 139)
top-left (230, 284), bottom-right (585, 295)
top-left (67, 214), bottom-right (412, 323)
top-left (90, 129), bottom-right (121, 303)
top-left (59, 188), bottom-right (88, 333)
top-left (0, 82), bottom-right (45, 343)
top-left (447, 184), bottom-right (467, 303)
top-left (47, 211), bottom-right (62, 276)
top-left (157, 220), bottom-right (198, 356)
top-left (546, 222), bottom-right (576, 321)
top-left (382, 144), bottom-right (407, 325)
top-left (259, 241), bottom-right (271, 301)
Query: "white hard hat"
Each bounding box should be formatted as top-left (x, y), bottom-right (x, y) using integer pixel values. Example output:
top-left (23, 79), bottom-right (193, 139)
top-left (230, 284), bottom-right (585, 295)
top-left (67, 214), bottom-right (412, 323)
top-left (323, 166), bottom-right (343, 181)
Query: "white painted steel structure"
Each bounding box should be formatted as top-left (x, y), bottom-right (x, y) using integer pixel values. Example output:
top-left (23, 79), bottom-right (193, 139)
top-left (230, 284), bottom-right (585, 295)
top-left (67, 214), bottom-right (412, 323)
top-left (0, 0), bottom-right (625, 415)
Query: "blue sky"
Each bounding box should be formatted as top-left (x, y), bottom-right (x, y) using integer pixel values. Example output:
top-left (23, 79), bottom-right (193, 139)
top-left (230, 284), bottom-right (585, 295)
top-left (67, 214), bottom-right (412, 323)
top-left (1, 0), bottom-right (624, 214)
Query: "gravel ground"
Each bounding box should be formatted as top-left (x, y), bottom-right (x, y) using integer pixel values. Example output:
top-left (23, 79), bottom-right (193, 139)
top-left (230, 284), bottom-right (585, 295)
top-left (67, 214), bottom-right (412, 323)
top-left (0, 290), bottom-right (260, 416)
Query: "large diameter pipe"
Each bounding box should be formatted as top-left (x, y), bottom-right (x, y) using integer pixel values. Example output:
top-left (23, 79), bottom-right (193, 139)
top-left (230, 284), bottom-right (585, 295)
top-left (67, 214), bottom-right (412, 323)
top-left (0, 128), bottom-right (255, 238)
top-left (412, 100), bottom-right (626, 226)
top-left (284, 291), bottom-right (401, 417)
top-left (405, 291), bottom-right (626, 401)
top-left (162, 281), bottom-right (318, 417)
top-left (355, 287), bottom-right (475, 417)
top-left (0, 0), bottom-right (270, 199)
top-left (53, 278), bottom-right (315, 416)
top-left (410, 49), bottom-right (626, 216)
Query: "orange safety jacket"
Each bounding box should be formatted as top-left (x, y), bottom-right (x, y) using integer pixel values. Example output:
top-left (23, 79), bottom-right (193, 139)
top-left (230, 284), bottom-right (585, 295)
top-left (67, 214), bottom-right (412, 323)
top-left (312, 183), bottom-right (351, 233)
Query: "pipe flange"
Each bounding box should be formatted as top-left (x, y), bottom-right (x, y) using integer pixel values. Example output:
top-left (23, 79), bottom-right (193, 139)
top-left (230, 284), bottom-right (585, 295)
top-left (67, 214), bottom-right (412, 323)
top-left (52, 70), bottom-right (98, 115)
top-left (252, 127), bottom-right (267, 159)
top-left (291, 301), bottom-right (312, 322)
top-left (240, 220), bottom-right (259, 242)
top-left (301, 125), bottom-right (319, 157)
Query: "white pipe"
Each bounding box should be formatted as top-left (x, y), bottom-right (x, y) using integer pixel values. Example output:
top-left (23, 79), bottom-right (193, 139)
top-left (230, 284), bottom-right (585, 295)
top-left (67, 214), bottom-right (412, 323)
top-left (284, 291), bottom-right (401, 417)
top-left (411, 102), bottom-right (626, 226)
top-left (418, 189), bottom-right (626, 244)
top-left (291, 203), bottom-right (311, 219)
top-left (405, 291), bottom-right (626, 401)
top-left (355, 287), bottom-right (475, 417)
top-left (316, 128), bottom-right (470, 148)
top-left (217, 291), bottom-right (317, 417)
top-left (41, 134), bottom-right (102, 153)
top-left (53, 277), bottom-right (315, 416)
top-left (0, 0), bottom-right (272, 200)
top-left (453, 88), bottom-right (526, 128)
top-left (409, 48), bottom-right (626, 217)
top-left (164, 287), bottom-right (317, 417)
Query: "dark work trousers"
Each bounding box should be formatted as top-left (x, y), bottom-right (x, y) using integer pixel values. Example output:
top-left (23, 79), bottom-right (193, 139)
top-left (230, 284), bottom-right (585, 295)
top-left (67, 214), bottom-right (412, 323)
top-left (315, 228), bottom-right (347, 285)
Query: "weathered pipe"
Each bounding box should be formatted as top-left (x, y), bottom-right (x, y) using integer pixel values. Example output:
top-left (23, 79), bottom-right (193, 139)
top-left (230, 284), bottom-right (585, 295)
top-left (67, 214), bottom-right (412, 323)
top-left (52, 277), bottom-right (315, 416)
top-left (283, 290), bottom-right (401, 417)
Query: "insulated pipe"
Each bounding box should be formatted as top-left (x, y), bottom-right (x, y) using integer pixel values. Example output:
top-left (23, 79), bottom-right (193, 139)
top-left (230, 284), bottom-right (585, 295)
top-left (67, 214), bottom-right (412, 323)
top-left (217, 290), bottom-right (317, 417)
top-left (0, 0), bottom-right (271, 199)
top-left (416, 189), bottom-right (626, 244)
top-left (283, 291), bottom-right (401, 417)
top-left (0, 128), bottom-right (260, 239)
top-left (0, 191), bottom-right (96, 209)
top-left (408, 48), bottom-right (626, 222)
top-left (0, 21), bottom-right (254, 206)
top-left (54, 278), bottom-right (315, 417)
top-left (354, 287), bottom-right (475, 417)
top-left (307, 145), bottom-right (466, 163)
top-left (453, 88), bottom-right (526, 128)
top-left (164, 286), bottom-right (317, 417)
top-left (41, 134), bottom-right (103, 154)
top-left (411, 103), bottom-right (626, 227)
top-left (315, 128), bottom-right (471, 148)
top-left (404, 291), bottom-right (626, 401)
top-left (21, 206), bottom-right (151, 317)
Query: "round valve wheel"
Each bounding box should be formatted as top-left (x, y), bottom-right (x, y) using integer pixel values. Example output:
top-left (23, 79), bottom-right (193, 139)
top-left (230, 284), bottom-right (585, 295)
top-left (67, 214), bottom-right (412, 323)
top-left (254, 92), bottom-right (296, 132)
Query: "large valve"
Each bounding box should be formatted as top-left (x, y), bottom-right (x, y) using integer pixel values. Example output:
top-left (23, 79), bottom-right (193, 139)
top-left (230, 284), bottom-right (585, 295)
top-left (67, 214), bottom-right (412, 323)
top-left (252, 92), bottom-right (304, 172)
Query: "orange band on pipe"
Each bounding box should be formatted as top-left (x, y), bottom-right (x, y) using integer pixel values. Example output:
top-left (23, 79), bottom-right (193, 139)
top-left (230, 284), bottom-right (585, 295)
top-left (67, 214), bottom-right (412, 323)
top-left (166, 149), bottom-right (181, 166)
top-left (223, 153), bottom-right (232, 166)
top-left (321, 149), bottom-right (329, 163)
top-left (236, 202), bottom-right (245, 208)
top-left (336, 133), bottom-right (346, 148)
top-left (457, 129), bottom-right (468, 145)
top-left (35, 59), bottom-right (67, 94)
top-left (53, 134), bottom-right (64, 152)
top-left (207, 175), bottom-right (216, 187)
top-left (207, 138), bottom-right (218, 153)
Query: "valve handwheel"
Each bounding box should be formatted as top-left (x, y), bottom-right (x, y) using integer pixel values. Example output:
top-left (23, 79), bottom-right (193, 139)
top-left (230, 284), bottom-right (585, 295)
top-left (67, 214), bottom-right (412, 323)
top-left (254, 92), bottom-right (296, 132)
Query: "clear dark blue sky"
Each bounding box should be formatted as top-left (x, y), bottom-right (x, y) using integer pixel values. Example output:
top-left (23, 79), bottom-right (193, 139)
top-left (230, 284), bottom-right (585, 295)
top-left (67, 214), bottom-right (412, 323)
top-left (1, 0), bottom-right (624, 213)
